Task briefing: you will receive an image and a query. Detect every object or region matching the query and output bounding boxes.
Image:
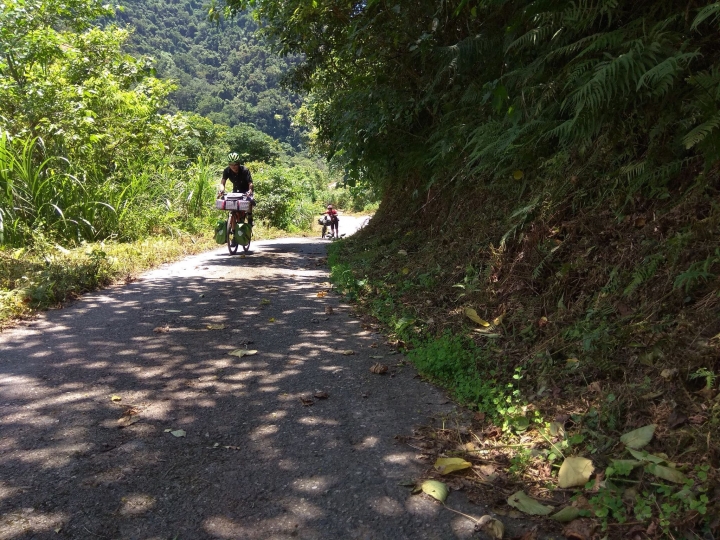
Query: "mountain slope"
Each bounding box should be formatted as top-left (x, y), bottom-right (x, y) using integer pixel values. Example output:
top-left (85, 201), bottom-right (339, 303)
top-left (115, 0), bottom-right (303, 145)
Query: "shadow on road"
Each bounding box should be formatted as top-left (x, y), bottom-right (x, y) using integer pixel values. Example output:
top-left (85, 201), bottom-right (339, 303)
top-left (0, 238), bottom-right (480, 540)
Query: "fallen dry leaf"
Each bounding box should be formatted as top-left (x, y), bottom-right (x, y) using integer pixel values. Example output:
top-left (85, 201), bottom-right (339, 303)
top-left (370, 363), bottom-right (388, 374)
top-left (587, 381), bottom-right (602, 393)
top-left (341, 350), bottom-right (355, 355)
top-left (476, 515), bottom-right (504, 539)
top-left (420, 480), bottom-right (448, 503)
top-left (507, 491), bottom-right (553, 516)
top-left (206, 324), bottom-right (226, 330)
top-left (117, 416), bottom-right (139, 428)
top-left (314, 391), bottom-right (329, 399)
top-left (170, 429), bottom-right (186, 438)
top-left (300, 396), bottom-right (314, 406)
top-left (514, 527), bottom-right (538, 540)
top-left (110, 395), bottom-right (122, 402)
top-left (668, 408), bottom-right (688, 429)
top-left (558, 457), bottom-right (594, 488)
top-left (316, 291), bottom-right (328, 298)
top-left (563, 518), bottom-right (597, 540)
top-left (153, 325), bottom-right (170, 333)
top-left (325, 306), bottom-right (334, 315)
top-left (434, 457), bottom-right (472, 475)
top-left (464, 307), bottom-right (490, 326)
top-left (229, 349), bottom-right (258, 357)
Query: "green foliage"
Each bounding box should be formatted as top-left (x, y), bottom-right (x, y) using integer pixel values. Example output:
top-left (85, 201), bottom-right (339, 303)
top-left (219, 0), bottom-right (720, 203)
top-left (116, 0), bottom-right (304, 147)
top-left (251, 162), bottom-right (325, 230)
top-left (222, 123), bottom-right (283, 163)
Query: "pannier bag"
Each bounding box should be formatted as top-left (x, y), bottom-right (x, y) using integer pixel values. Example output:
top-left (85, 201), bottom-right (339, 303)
top-left (234, 223), bottom-right (252, 245)
top-left (216, 198), bottom-right (251, 211)
top-left (214, 219), bottom-right (227, 244)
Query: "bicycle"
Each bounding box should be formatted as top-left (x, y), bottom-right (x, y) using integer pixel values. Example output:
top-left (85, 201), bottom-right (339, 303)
top-left (318, 214), bottom-right (339, 239)
top-left (216, 191), bottom-right (253, 254)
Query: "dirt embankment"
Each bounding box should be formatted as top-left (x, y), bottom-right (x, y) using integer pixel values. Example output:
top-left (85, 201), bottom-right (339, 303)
top-left (330, 176), bottom-right (720, 536)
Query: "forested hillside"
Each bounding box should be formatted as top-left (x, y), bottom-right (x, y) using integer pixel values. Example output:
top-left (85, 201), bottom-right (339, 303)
top-left (222, 0), bottom-right (720, 536)
top-left (115, 0), bottom-right (303, 146)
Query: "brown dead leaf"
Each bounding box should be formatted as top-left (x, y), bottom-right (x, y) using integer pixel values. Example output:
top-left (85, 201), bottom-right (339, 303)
top-left (117, 416), bottom-right (139, 428)
top-left (370, 363), bottom-right (388, 374)
top-left (153, 325), bottom-right (170, 333)
top-left (325, 306), bottom-right (334, 315)
top-left (688, 415), bottom-right (707, 425)
top-left (341, 350), bottom-right (355, 356)
top-left (478, 464), bottom-right (497, 477)
top-left (668, 408), bottom-right (688, 429)
top-left (299, 396), bottom-right (314, 406)
top-left (538, 316), bottom-right (548, 328)
top-left (634, 217), bottom-right (646, 228)
top-left (316, 291), bottom-right (328, 298)
top-left (514, 526), bottom-right (538, 540)
top-left (587, 381), bottom-right (602, 393)
top-left (563, 518), bottom-right (597, 540)
top-left (314, 391), bottom-right (329, 399)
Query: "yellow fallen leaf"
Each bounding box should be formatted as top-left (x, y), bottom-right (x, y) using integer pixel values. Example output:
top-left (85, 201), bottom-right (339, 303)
top-left (513, 170), bottom-right (524, 180)
top-left (434, 457), bottom-right (472, 475)
top-left (206, 324), bottom-right (226, 330)
top-left (492, 313), bottom-right (505, 326)
top-left (260, 299), bottom-right (270, 305)
top-left (317, 291), bottom-right (328, 298)
top-left (402, 267), bottom-right (409, 275)
top-left (558, 457), bottom-right (594, 488)
top-left (464, 308), bottom-right (490, 327)
top-left (111, 395), bottom-right (122, 402)
top-left (229, 349), bottom-right (258, 357)
top-left (269, 317), bottom-right (276, 322)
top-left (421, 480), bottom-right (448, 503)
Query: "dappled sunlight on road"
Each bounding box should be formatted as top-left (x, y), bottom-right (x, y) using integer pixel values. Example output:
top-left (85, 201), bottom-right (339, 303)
top-left (0, 237), bottom-right (480, 539)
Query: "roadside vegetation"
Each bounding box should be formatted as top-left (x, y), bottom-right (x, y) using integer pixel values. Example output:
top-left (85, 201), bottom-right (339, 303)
top-left (224, 0), bottom-right (720, 536)
top-left (0, 0), bottom-right (376, 326)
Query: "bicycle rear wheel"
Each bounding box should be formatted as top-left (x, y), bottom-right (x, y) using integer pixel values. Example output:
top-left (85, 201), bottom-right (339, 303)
top-left (227, 213), bottom-right (239, 254)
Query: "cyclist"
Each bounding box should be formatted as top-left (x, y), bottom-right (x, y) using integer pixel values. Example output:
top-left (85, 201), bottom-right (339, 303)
top-left (220, 152), bottom-right (255, 226)
top-left (325, 204), bottom-right (339, 238)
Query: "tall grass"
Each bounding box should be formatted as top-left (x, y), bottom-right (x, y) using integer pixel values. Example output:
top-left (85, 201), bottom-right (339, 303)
top-left (0, 134), bottom-right (223, 247)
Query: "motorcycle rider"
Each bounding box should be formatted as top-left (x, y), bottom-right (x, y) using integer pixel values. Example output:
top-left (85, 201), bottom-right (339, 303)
top-left (220, 152), bottom-right (255, 226)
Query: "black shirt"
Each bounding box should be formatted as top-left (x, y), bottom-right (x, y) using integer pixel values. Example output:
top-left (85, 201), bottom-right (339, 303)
top-left (222, 166), bottom-right (252, 192)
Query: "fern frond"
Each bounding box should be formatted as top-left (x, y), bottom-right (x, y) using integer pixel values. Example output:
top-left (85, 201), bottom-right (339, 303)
top-left (636, 52), bottom-right (698, 97)
top-left (691, 2), bottom-right (720, 31)
top-left (620, 160), bottom-right (646, 180)
top-left (506, 24), bottom-right (555, 53)
top-left (683, 112), bottom-right (720, 149)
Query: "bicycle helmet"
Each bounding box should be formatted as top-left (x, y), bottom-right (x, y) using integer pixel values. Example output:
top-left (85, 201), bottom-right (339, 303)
top-left (227, 152), bottom-right (240, 163)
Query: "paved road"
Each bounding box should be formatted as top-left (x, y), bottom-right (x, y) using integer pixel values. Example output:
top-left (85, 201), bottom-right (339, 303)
top-left (0, 217), bottom-right (500, 539)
